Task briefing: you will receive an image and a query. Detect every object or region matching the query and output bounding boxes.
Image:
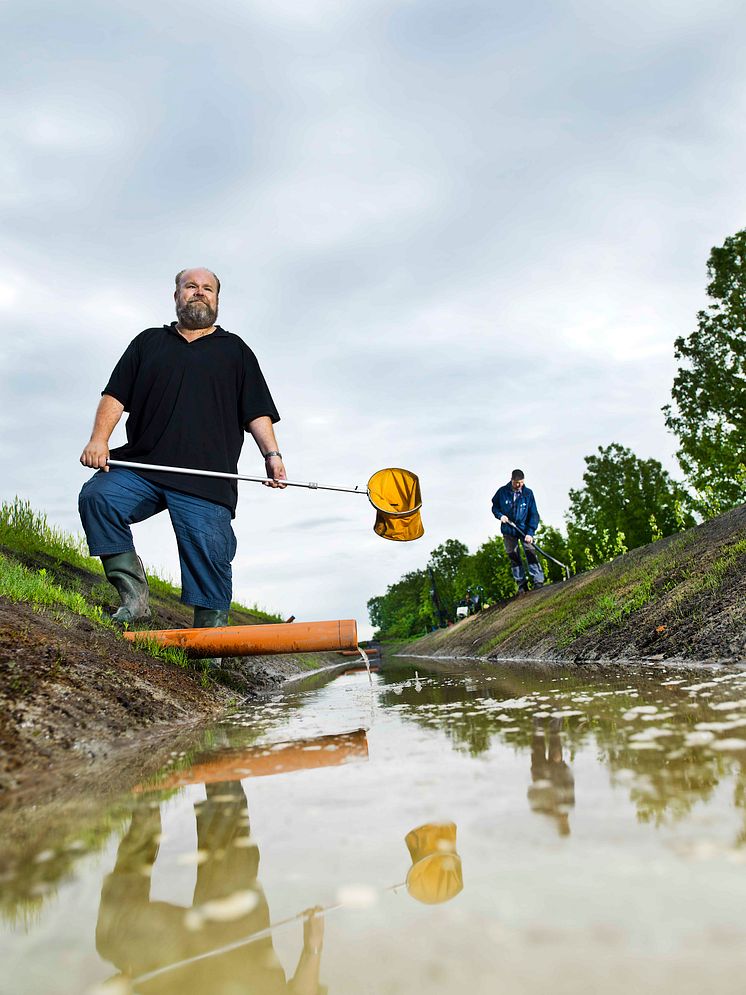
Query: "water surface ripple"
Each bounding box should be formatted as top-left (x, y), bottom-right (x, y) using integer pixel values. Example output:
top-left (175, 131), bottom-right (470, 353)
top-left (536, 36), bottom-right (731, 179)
top-left (4, 659), bottom-right (746, 994)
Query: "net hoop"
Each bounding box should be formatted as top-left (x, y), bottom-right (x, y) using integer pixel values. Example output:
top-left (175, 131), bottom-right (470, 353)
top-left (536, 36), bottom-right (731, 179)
top-left (367, 498), bottom-right (423, 518)
top-left (366, 467), bottom-right (424, 542)
top-left (366, 467), bottom-right (422, 516)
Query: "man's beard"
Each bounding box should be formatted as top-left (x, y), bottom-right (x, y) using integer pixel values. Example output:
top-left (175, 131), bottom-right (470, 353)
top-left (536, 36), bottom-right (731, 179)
top-left (176, 299), bottom-right (218, 330)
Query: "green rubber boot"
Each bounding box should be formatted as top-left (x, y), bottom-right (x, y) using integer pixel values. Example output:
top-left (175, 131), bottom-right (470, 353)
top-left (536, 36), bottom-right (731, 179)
top-left (193, 608), bottom-right (230, 629)
top-left (193, 607), bottom-right (229, 667)
top-left (102, 551), bottom-right (151, 625)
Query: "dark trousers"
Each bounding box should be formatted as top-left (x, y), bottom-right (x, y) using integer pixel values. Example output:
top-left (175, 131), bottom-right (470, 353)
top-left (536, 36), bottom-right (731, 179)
top-left (78, 468), bottom-right (237, 610)
top-left (503, 535), bottom-right (545, 587)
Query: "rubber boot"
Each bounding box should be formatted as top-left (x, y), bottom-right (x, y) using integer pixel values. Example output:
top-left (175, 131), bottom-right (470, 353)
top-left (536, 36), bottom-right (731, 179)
top-left (193, 608), bottom-right (229, 628)
top-left (101, 551), bottom-right (151, 625)
top-left (193, 607), bottom-right (229, 667)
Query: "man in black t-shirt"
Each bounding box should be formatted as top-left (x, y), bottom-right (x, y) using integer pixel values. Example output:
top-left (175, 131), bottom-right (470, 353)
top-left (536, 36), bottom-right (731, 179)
top-left (78, 268), bottom-right (286, 631)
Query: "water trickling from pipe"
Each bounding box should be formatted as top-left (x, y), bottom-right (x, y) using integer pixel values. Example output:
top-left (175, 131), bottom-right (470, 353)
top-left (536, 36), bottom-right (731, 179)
top-left (358, 647), bottom-right (373, 684)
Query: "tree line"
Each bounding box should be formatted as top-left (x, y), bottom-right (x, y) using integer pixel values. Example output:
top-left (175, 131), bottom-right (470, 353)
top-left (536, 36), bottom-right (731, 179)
top-left (368, 228), bottom-right (746, 640)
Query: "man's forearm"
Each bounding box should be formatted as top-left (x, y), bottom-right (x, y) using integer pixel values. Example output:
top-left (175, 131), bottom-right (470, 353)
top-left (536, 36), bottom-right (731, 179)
top-left (80, 394), bottom-right (124, 470)
top-left (289, 948), bottom-right (322, 995)
top-left (246, 415), bottom-right (287, 487)
top-left (90, 395), bottom-right (125, 443)
top-left (246, 415), bottom-right (280, 456)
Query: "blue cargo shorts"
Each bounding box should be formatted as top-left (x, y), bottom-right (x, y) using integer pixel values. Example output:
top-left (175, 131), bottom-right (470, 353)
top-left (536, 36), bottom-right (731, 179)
top-left (78, 468), bottom-right (237, 610)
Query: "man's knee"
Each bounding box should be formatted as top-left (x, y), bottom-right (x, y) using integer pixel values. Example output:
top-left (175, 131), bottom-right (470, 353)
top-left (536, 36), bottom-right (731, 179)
top-left (80, 470), bottom-right (159, 523)
top-left (78, 473), bottom-right (114, 526)
top-left (78, 470), bottom-right (161, 555)
top-left (503, 539), bottom-right (520, 565)
top-left (79, 469), bottom-right (129, 511)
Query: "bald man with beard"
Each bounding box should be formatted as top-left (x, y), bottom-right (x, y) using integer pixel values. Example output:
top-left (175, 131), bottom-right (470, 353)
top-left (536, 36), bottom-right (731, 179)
top-left (79, 268), bottom-right (286, 639)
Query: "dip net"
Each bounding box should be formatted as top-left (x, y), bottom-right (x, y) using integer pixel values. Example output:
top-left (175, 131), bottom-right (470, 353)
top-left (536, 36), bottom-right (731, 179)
top-left (367, 468), bottom-right (424, 542)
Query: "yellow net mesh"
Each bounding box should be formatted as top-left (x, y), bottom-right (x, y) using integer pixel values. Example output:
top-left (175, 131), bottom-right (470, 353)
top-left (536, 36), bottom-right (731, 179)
top-left (367, 468), bottom-right (424, 542)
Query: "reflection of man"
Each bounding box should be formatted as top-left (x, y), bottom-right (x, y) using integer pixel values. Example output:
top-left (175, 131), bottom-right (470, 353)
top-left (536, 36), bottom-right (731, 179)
top-left (96, 781), bottom-right (325, 994)
top-left (79, 268), bottom-right (286, 631)
top-left (491, 469), bottom-right (544, 593)
top-left (527, 717), bottom-right (575, 836)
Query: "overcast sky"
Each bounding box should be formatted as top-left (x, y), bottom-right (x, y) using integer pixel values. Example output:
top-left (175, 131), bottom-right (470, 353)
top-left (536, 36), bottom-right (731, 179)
top-left (2, 0), bottom-right (745, 638)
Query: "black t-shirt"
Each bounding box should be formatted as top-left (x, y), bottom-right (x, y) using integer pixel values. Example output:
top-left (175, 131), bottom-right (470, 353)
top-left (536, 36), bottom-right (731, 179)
top-left (104, 324), bottom-right (280, 515)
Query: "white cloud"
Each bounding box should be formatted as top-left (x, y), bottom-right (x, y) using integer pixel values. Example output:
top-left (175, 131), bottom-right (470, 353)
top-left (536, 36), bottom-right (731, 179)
top-left (2, 0), bottom-right (744, 638)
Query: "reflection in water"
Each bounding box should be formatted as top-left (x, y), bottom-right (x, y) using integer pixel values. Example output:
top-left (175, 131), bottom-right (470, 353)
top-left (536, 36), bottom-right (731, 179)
top-left (404, 823), bottom-right (463, 904)
top-left (377, 663), bottom-right (746, 844)
top-left (96, 782), bottom-right (326, 995)
top-left (9, 663), bottom-right (746, 994)
top-left (139, 729), bottom-right (369, 792)
top-left (527, 717), bottom-right (575, 836)
top-left (94, 779), bottom-right (463, 994)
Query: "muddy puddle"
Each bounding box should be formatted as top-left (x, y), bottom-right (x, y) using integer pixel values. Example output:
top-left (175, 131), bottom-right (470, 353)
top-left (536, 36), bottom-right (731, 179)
top-left (4, 657), bottom-right (746, 994)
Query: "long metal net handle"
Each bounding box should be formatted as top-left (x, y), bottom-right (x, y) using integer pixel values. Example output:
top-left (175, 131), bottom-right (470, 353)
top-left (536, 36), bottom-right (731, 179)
top-left (130, 902), bottom-right (344, 987)
top-left (506, 518), bottom-right (572, 581)
top-left (131, 879), bottom-right (406, 986)
top-left (106, 459), bottom-right (368, 496)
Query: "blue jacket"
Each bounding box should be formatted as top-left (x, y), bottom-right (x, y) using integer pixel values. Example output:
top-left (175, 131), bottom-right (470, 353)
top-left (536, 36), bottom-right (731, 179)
top-left (491, 483), bottom-right (540, 538)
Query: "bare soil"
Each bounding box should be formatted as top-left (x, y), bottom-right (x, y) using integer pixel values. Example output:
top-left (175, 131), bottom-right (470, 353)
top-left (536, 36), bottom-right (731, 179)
top-left (0, 550), bottom-right (344, 801)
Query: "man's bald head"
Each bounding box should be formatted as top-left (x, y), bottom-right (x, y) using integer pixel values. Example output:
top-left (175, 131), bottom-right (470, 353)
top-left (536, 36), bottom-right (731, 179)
top-left (175, 268), bottom-right (221, 294)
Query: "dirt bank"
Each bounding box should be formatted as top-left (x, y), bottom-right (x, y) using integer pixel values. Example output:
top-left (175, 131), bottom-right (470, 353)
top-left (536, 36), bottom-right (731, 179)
top-left (403, 504), bottom-right (746, 665)
top-left (0, 544), bottom-right (352, 799)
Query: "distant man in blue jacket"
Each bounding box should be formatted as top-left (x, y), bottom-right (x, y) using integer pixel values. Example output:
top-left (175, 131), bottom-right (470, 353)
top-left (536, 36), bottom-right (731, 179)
top-left (492, 469), bottom-right (545, 593)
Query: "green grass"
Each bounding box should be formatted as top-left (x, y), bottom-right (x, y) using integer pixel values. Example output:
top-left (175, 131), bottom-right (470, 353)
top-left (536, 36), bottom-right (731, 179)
top-left (0, 553), bottom-right (109, 625)
top-left (479, 529), bottom-right (705, 654)
top-left (0, 497), bottom-right (285, 667)
top-left (549, 537), bottom-right (696, 647)
top-left (663, 536), bottom-right (746, 618)
top-left (690, 536), bottom-right (746, 594)
top-left (480, 596), bottom-right (554, 654)
top-left (0, 497), bottom-right (283, 624)
top-left (0, 497), bottom-right (101, 572)
top-left (124, 633), bottom-right (189, 668)
top-left (230, 598), bottom-right (284, 623)
top-left (0, 554), bottom-right (190, 668)
top-left (558, 577), bottom-right (656, 647)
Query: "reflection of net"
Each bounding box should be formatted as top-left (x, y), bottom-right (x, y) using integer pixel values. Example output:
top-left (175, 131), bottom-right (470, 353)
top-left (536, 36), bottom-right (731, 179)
top-left (368, 468), bottom-right (424, 542)
top-left (404, 822), bottom-right (463, 904)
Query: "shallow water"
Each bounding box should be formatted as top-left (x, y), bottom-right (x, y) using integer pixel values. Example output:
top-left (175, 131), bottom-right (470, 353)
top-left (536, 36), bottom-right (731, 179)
top-left (5, 658), bottom-right (746, 994)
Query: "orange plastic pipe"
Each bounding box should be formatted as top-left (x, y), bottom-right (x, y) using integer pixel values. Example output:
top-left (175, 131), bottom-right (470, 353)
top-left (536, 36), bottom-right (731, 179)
top-left (123, 619), bottom-right (358, 657)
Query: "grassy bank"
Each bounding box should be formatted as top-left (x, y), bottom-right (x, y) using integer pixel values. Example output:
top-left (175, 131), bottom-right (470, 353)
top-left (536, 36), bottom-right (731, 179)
top-left (0, 497), bottom-right (281, 641)
top-left (0, 498), bottom-right (341, 797)
top-left (403, 503), bottom-right (746, 664)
